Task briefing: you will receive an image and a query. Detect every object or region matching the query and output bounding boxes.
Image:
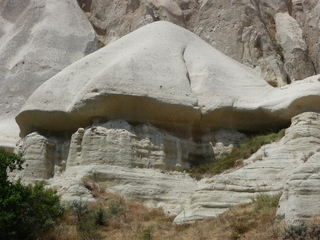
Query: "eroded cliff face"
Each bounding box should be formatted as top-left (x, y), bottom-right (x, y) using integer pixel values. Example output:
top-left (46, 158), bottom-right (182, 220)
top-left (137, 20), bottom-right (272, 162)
top-left (80, 0), bottom-right (319, 86)
top-left (14, 112), bottom-right (320, 222)
top-left (0, 0), bottom-right (99, 150)
top-left (175, 112), bottom-right (320, 223)
top-left (14, 120), bottom-right (244, 214)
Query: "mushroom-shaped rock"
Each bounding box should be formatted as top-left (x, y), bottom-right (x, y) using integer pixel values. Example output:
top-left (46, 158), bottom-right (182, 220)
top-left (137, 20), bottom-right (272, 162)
top-left (16, 21), bottom-right (320, 138)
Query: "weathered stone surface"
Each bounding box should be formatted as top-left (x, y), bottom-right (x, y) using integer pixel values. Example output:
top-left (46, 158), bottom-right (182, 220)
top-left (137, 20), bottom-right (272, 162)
top-left (291, 0), bottom-right (320, 74)
top-left (0, 0), bottom-right (98, 150)
top-left (277, 112), bottom-right (320, 222)
top-left (15, 22), bottom-right (320, 139)
top-left (174, 112), bottom-right (320, 223)
top-left (66, 120), bottom-right (215, 171)
top-left (87, 0), bottom-right (200, 45)
top-left (50, 164), bottom-right (198, 214)
top-left (15, 120), bottom-right (220, 213)
top-left (278, 153), bottom-right (320, 222)
top-left (82, 0), bottom-right (320, 86)
top-left (15, 119), bottom-right (244, 181)
top-left (14, 132), bottom-right (70, 183)
top-left (275, 12), bottom-right (315, 81)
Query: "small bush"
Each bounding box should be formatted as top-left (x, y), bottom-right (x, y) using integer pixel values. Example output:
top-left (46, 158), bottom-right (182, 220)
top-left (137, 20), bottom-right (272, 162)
top-left (252, 193), bottom-right (280, 213)
top-left (72, 198), bottom-right (90, 222)
top-left (0, 148), bottom-right (64, 240)
top-left (283, 221), bottom-right (320, 240)
top-left (72, 198), bottom-right (103, 240)
top-left (108, 199), bottom-right (127, 218)
top-left (138, 226), bottom-right (153, 240)
top-left (94, 207), bottom-right (107, 226)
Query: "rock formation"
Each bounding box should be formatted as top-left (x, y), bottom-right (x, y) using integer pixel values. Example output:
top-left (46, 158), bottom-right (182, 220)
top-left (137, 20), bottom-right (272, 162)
top-left (2, 0), bottom-right (320, 225)
top-left (82, 0), bottom-right (319, 86)
top-left (275, 12), bottom-right (315, 81)
top-left (13, 21), bottom-right (320, 222)
top-left (0, 0), bottom-right (98, 151)
top-left (15, 21), bottom-right (320, 139)
top-left (175, 111), bottom-right (320, 222)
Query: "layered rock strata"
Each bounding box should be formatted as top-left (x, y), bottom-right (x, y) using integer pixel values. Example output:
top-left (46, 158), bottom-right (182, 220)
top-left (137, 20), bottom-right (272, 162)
top-left (174, 112), bottom-right (320, 222)
top-left (15, 120), bottom-right (245, 213)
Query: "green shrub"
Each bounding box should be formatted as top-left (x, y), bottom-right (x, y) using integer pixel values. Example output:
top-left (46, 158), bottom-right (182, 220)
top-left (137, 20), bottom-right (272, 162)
top-left (283, 221), bottom-right (320, 240)
top-left (94, 207), bottom-right (107, 226)
top-left (252, 193), bottom-right (281, 213)
top-left (0, 148), bottom-right (64, 240)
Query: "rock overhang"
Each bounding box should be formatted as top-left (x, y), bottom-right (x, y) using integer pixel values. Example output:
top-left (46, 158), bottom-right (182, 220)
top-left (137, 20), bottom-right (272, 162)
top-left (15, 21), bottom-right (320, 138)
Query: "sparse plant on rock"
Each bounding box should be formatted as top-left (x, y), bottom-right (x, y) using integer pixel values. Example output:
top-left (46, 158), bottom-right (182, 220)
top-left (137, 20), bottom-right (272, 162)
top-left (188, 129), bottom-right (286, 179)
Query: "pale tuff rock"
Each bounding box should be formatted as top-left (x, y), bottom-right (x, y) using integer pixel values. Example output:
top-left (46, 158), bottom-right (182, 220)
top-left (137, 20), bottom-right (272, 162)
top-left (278, 112), bottom-right (320, 222)
top-left (50, 164), bottom-right (198, 214)
top-left (279, 153), bottom-right (320, 222)
top-left (16, 120), bottom-right (216, 213)
top-left (193, 0), bottom-right (289, 86)
top-left (14, 132), bottom-right (70, 183)
top-left (0, 0), bottom-right (98, 150)
top-left (275, 12), bottom-right (315, 81)
top-left (16, 119), bottom-right (244, 182)
top-left (16, 22), bottom-right (320, 139)
top-left (175, 112), bottom-right (320, 223)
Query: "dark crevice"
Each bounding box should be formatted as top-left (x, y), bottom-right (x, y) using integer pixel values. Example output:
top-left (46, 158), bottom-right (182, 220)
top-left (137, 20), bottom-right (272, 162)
top-left (182, 46), bottom-right (191, 86)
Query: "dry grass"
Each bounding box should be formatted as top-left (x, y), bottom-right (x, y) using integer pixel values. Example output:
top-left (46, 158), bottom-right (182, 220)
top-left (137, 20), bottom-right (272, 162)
top-left (43, 178), bottom-right (320, 240)
top-left (42, 180), bottom-right (299, 240)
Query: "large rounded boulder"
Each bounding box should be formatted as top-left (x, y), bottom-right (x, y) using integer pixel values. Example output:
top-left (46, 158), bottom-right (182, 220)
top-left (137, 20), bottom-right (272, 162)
top-left (16, 21), bottom-right (320, 139)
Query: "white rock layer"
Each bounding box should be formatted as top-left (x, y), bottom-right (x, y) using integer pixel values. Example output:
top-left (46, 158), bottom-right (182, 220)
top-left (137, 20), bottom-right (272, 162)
top-left (16, 120), bottom-right (244, 213)
top-left (174, 112), bottom-right (320, 222)
top-left (16, 22), bottom-right (320, 139)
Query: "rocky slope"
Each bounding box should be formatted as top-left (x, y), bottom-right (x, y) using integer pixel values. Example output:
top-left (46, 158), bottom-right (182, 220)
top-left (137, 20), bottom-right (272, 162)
top-left (2, 0), bottom-right (320, 224)
top-left (0, 0), bottom-right (98, 150)
top-left (82, 0), bottom-right (319, 86)
top-left (175, 111), bottom-right (320, 222)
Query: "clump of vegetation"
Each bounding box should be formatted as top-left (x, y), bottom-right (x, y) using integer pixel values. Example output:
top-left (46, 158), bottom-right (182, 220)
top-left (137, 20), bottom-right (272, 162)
top-left (70, 196), bottom-right (129, 240)
top-left (42, 185), bottom-right (285, 240)
top-left (0, 148), bottom-right (64, 240)
top-left (138, 226), bottom-right (154, 240)
top-left (188, 129), bottom-right (286, 179)
top-left (276, 43), bottom-right (285, 61)
top-left (283, 221), bottom-right (320, 240)
top-left (252, 193), bottom-right (281, 213)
